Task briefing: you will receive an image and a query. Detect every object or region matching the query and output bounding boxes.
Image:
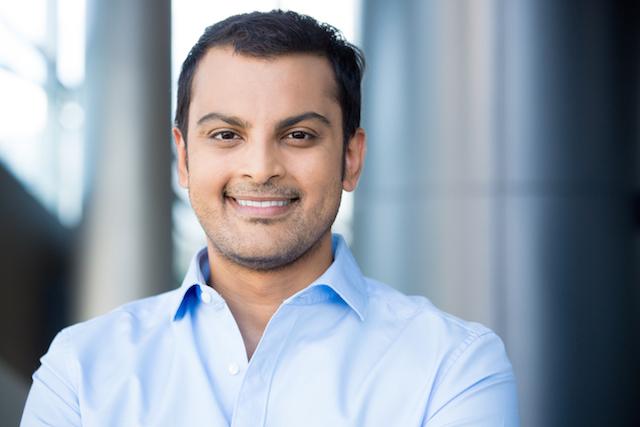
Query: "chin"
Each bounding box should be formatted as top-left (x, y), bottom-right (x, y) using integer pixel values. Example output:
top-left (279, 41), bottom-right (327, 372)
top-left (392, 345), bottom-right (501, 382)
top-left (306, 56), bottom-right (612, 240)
top-left (211, 230), bottom-right (327, 272)
top-left (222, 247), bottom-right (305, 271)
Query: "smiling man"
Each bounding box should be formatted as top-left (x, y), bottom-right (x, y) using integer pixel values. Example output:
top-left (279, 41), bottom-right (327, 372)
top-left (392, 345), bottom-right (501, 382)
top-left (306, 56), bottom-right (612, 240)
top-left (177, 45), bottom-right (364, 361)
top-left (21, 10), bottom-right (519, 427)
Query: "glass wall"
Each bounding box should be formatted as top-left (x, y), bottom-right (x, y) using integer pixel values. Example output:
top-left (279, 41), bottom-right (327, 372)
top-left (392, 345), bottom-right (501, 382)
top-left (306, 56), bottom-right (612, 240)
top-left (0, 0), bottom-right (85, 226)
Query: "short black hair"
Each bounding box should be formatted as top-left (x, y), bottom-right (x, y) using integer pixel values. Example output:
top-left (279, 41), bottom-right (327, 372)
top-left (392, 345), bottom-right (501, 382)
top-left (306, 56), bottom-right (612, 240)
top-left (174, 10), bottom-right (365, 150)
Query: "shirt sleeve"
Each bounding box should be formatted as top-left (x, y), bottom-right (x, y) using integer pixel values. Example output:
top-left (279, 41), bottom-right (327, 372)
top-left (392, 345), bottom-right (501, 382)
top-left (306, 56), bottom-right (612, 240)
top-left (422, 332), bottom-right (520, 427)
top-left (20, 329), bottom-right (81, 427)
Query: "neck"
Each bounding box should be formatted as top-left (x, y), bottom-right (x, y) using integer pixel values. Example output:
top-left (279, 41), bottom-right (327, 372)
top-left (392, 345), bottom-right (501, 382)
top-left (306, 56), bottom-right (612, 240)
top-left (206, 232), bottom-right (334, 359)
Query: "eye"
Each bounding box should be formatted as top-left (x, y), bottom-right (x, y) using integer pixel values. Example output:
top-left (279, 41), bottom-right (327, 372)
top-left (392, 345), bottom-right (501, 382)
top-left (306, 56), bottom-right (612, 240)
top-left (288, 131), bottom-right (311, 139)
top-left (210, 130), bottom-right (241, 140)
top-left (284, 130), bottom-right (316, 145)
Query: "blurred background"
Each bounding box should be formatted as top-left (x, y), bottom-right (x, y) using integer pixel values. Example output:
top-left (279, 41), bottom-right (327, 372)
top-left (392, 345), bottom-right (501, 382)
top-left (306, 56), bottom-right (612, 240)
top-left (1, 0), bottom-right (638, 425)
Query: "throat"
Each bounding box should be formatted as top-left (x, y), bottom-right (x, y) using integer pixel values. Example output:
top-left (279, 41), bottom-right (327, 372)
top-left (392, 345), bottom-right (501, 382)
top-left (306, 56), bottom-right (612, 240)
top-left (224, 298), bottom-right (276, 361)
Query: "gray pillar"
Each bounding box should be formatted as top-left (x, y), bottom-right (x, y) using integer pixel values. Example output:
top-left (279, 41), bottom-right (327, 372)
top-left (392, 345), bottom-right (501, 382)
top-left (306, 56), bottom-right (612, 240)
top-left (357, 1), bottom-right (639, 426)
top-left (503, 2), bottom-right (638, 425)
top-left (78, 0), bottom-right (172, 320)
top-left (356, 0), bottom-right (502, 328)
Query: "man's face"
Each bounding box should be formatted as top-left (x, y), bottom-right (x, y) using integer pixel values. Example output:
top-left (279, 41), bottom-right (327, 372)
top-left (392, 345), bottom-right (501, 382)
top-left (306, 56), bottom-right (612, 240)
top-left (174, 47), bottom-right (365, 271)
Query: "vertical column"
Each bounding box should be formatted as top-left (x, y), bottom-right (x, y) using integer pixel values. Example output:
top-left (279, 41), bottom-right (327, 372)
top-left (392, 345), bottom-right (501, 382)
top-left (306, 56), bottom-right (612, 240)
top-left (358, 0), bottom-right (639, 425)
top-left (78, 0), bottom-right (172, 319)
top-left (503, 1), bottom-right (638, 425)
top-left (355, 0), bottom-right (500, 329)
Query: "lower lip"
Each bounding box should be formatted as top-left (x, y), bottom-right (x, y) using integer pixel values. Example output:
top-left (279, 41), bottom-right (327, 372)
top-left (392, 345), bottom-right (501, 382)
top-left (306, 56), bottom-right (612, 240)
top-left (227, 197), bottom-right (296, 218)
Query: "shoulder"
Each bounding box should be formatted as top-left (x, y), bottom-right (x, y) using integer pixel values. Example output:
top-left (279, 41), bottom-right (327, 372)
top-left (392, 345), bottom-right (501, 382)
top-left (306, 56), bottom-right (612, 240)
top-left (364, 277), bottom-right (492, 339)
top-left (362, 278), bottom-right (518, 423)
top-left (25, 289), bottom-right (183, 422)
top-left (363, 277), bottom-right (513, 382)
top-left (53, 288), bottom-right (181, 365)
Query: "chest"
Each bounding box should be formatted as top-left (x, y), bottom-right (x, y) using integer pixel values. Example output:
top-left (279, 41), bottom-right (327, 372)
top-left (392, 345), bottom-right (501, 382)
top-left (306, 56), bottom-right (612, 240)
top-left (78, 304), bottom-right (432, 426)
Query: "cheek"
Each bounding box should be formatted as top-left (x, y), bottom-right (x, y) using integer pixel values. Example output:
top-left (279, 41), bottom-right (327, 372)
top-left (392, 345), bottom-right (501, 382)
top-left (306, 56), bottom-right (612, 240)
top-left (186, 151), bottom-right (229, 193)
top-left (285, 143), bottom-right (343, 180)
top-left (288, 156), bottom-right (343, 198)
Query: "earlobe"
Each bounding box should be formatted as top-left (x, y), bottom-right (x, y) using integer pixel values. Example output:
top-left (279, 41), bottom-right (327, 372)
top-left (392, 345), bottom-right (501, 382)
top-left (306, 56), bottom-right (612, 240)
top-left (342, 128), bottom-right (366, 192)
top-left (173, 127), bottom-right (190, 188)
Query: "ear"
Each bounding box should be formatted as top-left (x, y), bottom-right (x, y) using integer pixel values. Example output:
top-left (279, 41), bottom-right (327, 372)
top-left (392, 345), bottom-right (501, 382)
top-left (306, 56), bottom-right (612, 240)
top-left (342, 128), bottom-right (366, 192)
top-left (173, 127), bottom-right (189, 188)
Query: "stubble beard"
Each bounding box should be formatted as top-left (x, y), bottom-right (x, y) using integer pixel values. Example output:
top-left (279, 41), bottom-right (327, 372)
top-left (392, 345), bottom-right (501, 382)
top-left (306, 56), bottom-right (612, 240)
top-left (191, 187), bottom-right (342, 272)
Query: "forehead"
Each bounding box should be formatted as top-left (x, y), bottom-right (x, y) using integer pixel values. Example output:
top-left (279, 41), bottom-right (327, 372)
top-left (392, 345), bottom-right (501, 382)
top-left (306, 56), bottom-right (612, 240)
top-left (189, 47), bottom-right (340, 124)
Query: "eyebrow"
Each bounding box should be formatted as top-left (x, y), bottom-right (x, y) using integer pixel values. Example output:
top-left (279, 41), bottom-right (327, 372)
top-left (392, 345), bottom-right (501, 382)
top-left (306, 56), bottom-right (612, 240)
top-left (196, 112), bottom-right (248, 128)
top-left (276, 112), bottom-right (331, 129)
top-left (195, 111), bottom-right (331, 130)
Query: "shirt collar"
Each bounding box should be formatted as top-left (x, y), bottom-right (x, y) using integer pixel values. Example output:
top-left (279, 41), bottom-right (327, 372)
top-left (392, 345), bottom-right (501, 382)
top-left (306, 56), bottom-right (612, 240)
top-left (289, 234), bottom-right (368, 321)
top-left (170, 234), bottom-right (369, 322)
top-left (170, 246), bottom-right (216, 321)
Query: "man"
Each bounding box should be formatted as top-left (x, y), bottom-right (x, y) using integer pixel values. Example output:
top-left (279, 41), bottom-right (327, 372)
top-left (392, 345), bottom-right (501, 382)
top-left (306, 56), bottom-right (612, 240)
top-left (21, 10), bottom-right (519, 426)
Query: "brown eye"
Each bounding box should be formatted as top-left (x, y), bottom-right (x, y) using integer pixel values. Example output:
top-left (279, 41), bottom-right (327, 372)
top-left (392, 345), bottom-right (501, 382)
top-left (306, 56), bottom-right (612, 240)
top-left (285, 130), bottom-right (316, 142)
top-left (211, 130), bottom-right (239, 140)
top-left (290, 131), bottom-right (309, 139)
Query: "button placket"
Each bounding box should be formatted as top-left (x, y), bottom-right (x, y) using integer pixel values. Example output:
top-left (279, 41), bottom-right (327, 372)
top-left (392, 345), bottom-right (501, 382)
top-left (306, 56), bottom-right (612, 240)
top-left (227, 363), bottom-right (240, 376)
top-left (231, 305), bottom-right (299, 427)
top-left (194, 292), bottom-right (247, 422)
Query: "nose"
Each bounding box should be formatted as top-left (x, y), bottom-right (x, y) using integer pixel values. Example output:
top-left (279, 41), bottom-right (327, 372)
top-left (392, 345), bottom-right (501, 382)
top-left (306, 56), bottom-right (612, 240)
top-left (238, 137), bottom-right (286, 184)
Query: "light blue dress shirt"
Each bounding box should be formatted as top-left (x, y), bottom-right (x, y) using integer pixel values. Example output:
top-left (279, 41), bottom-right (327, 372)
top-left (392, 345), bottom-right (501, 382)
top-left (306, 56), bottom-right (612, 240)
top-left (21, 235), bottom-right (519, 426)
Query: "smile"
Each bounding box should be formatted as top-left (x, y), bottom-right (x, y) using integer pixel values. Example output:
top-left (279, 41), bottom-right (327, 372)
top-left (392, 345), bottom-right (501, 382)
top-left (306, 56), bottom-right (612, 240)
top-left (236, 199), bottom-right (291, 207)
top-left (226, 196), bottom-right (299, 219)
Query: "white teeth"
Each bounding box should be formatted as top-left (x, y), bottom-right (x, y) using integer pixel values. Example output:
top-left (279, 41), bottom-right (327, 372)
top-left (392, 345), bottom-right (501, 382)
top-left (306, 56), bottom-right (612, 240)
top-left (236, 199), bottom-right (291, 208)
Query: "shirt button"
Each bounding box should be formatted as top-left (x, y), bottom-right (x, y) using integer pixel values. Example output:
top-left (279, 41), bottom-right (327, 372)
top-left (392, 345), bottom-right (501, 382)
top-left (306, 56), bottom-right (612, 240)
top-left (227, 363), bottom-right (240, 376)
top-left (201, 291), bottom-right (212, 304)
